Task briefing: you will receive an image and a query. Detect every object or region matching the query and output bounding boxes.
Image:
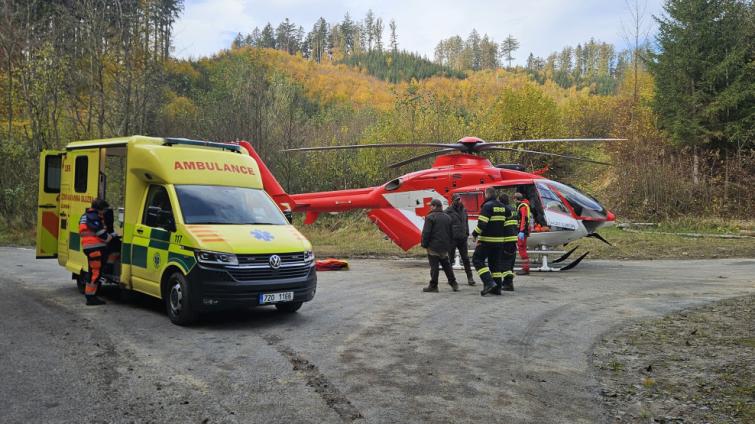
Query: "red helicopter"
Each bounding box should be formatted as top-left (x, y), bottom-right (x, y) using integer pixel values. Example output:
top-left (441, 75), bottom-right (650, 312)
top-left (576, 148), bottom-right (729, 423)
top-left (238, 136), bottom-right (619, 271)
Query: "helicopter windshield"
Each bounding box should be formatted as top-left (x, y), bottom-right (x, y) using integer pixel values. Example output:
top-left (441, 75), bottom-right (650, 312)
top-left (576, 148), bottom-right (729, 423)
top-left (546, 181), bottom-right (607, 219)
top-left (535, 182), bottom-right (570, 215)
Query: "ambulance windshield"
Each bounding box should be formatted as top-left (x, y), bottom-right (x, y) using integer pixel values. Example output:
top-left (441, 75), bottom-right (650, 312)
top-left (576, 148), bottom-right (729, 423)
top-left (175, 185), bottom-right (288, 225)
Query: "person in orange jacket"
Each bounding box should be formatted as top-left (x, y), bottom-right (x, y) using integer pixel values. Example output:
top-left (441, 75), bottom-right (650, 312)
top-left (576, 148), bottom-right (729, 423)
top-left (513, 192), bottom-right (531, 275)
top-left (79, 198), bottom-right (114, 305)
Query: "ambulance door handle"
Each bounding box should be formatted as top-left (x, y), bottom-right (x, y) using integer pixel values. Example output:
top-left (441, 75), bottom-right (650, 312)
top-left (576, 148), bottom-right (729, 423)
top-left (39, 204), bottom-right (56, 209)
top-left (136, 228), bottom-right (144, 234)
top-left (59, 212), bottom-right (67, 217)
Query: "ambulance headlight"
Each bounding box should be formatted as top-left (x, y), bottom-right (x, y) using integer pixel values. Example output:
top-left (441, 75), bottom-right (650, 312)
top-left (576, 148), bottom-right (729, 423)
top-left (303, 250), bottom-right (315, 263)
top-left (195, 250), bottom-right (239, 266)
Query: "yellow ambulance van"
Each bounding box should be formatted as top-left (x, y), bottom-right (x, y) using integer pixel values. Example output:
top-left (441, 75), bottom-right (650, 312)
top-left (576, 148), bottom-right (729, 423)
top-left (36, 136), bottom-right (316, 325)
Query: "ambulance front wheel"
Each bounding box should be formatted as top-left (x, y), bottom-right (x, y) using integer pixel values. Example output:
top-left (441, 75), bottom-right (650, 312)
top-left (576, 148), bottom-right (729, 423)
top-left (165, 272), bottom-right (198, 326)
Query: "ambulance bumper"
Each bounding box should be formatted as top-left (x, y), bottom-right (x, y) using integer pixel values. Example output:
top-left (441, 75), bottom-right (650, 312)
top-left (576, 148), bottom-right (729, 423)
top-left (188, 263), bottom-right (317, 311)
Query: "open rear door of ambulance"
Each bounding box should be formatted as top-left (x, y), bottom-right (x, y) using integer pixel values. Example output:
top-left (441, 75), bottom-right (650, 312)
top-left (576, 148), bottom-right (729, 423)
top-left (36, 150), bottom-right (64, 258)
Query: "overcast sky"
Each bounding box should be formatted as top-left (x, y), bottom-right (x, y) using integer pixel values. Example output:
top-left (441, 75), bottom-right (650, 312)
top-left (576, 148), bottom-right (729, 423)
top-left (173, 0), bottom-right (665, 64)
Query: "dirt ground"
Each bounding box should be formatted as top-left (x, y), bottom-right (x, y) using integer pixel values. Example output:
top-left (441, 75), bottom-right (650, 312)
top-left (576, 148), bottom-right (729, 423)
top-left (0, 247), bottom-right (753, 423)
top-left (593, 295), bottom-right (754, 423)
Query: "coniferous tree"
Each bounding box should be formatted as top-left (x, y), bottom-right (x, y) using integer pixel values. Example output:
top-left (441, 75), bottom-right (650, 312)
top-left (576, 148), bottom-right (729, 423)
top-left (500, 35), bottom-right (520, 69)
top-left (649, 0), bottom-right (754, 154)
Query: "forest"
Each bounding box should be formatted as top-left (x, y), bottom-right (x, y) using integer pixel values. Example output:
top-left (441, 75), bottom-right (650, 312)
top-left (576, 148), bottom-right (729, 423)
top-left (0, 0), bottom-right (753, 234)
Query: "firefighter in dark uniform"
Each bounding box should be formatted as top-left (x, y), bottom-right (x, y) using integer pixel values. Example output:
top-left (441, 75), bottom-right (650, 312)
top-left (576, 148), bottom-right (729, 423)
top-left (79, 198), bottom-right (113, 305)
top-left (498, 193), bottom-right (519, 291)
top-left (421, 199), bottom-right (459, 292)
top-left (514, 192), bottom-right (531, 275)
top-left (472, 187), bottom-right (507, 296)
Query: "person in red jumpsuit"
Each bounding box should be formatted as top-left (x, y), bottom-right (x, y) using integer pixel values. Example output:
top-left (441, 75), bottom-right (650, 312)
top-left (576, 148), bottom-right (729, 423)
top-left (514, 192), bottom-right (531, 275)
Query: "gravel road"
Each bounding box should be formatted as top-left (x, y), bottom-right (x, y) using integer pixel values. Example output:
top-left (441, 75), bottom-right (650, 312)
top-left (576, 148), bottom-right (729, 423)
top-left (1, 247), bottom-right (753, 423)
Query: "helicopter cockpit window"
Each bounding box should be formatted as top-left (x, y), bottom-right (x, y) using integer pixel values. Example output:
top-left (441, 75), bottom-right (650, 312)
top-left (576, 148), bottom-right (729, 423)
top-left (536, 182), bottom-right (569, 215)
top-left (384, 178), bottom-right (401, 191)
top-left (547, 181), bottom-right (607, 219)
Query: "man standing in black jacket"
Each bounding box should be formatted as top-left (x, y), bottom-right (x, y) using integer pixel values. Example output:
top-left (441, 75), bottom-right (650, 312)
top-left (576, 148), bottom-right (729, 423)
top-left (445, 194), bottom-right (475, 286)
top-left (421, 199), bottom-right (459, 293)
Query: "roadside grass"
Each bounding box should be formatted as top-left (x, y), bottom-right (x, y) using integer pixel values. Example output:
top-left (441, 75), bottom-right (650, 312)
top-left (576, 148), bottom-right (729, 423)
top-left (2, 213), bottom-right (754, 260)
top-left (0, 221), bottom-right (35, 246)
top-left (299, 213), bottom-right (755, 260)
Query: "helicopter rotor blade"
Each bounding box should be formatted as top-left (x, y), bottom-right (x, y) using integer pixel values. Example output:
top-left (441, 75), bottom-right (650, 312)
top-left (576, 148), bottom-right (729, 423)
top-left (481, 138), bottom-right (626, 147)
top-left (482, 146), bottom-right (613, 166)
top-left (387, 148), bottom-right (458, 169)
top-left (282, 143), bottom-right (456, 152)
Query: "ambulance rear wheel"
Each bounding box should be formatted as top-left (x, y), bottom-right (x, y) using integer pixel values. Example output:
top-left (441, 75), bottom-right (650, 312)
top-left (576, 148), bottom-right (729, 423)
top-left (275, 301), bottom-right (303, 313)
top-left (76, 272), bottom-right (88, 294)
top-left (165, 272), bottom-right (197, 326)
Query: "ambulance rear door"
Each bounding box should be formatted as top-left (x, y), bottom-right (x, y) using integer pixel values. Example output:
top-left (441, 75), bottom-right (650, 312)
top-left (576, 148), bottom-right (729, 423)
top-left (58, 148), bottom-right (102, 272)
top-left (36, 150), bottom-right (63, 258)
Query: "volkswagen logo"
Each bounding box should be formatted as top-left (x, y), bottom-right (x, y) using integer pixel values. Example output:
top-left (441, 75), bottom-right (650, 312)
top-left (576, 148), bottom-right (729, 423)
top-left (269, 254), bottom-right (281, 269)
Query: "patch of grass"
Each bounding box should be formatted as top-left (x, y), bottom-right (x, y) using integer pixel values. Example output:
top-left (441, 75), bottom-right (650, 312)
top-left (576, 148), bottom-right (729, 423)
top-left (296, 212), bottom-right (425, 258)
top-left (0, 221), bottom-right (35, 246)
top-left (608, 359), bottom-right (625, 373)
top-left (579, 225), bottom-right (755, 260)
top-left (297, 212), bottom-right (755, 260)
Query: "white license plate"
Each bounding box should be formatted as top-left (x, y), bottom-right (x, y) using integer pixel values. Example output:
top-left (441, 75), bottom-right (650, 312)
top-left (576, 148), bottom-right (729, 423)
top-left (259, 291), bottom-right (294, 304)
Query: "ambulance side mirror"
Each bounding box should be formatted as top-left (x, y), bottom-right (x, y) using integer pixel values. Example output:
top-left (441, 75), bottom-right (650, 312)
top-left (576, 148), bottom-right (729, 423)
top-left (284, 210), bottom-right (293, 224)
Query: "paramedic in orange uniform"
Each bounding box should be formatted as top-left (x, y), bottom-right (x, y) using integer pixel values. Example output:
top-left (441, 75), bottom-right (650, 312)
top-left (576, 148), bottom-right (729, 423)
top-left (79, 198), bottom-right (112, 305)
top-left (514, 192), bottom-right (531, 275)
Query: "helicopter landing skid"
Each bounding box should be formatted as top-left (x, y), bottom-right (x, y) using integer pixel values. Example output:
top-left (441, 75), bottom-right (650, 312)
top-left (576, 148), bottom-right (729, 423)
top-left (520, 247), bottom-right (590, 272)
top-left (453, 246), bottom-right (589, 272)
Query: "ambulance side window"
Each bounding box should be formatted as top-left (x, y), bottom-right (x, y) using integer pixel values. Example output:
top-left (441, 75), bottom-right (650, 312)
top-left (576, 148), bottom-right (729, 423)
top-left (142, 185), bottom-right (173, 228)
top-left (74, 156), bottom-right (88, 193)
top-left (44, 155), bottom-right (61, 193)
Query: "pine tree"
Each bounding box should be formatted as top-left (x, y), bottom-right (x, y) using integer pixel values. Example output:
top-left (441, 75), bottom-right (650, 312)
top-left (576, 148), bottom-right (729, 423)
top-left (389, 19), bottom-right (398, 52)
top-left (260, 23), bottom-right (276, 49)
top-left (364, 10), bottom-right (375, 51)
top-left (500, 35), bottom-right (520, 69)
top-left (374, 18), bottom-right (384, 52)
top-left (650, 0), bottom-right (754, 155)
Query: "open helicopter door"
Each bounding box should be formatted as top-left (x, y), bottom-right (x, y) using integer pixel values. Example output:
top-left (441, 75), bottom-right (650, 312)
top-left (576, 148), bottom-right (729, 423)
top-left (519, 182), bottom-right (589, 271)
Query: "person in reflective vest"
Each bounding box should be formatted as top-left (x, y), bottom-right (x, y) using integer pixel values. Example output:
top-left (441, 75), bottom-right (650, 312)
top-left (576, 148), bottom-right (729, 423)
top-left (473, 187), bottom-right (507, 296)
top-left (79, 198), bottom-right (113, 305)
top-left (513, 192), bottom-right (531, 275)
top-left (497, 193), bottom-right (519, 291)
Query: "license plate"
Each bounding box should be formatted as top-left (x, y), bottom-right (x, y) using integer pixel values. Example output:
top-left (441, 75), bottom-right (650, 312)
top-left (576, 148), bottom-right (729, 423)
top-left (259, 291), bottom-right (294, 304)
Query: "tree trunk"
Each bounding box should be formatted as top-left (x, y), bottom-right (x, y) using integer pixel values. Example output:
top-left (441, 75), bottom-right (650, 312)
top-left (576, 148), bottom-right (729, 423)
top-left (692, 146), bottom-right (700, 185)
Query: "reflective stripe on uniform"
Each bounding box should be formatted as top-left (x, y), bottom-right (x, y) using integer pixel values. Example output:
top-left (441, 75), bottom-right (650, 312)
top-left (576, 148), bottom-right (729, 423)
top-left (477, 266), bottom-right (490, 276)
top-left (501, 271), bottom-right (514, 278)
top-left (503, 236), bottom-right (518, 242)
top-left (492, 272), bottom-right (503, 278)
top-left (504, 220), bottom-right (518, 226)
top-left (477, 216), bottom-right (489, 223)
top-left (477, 236), bottom-right (506, 243)
top-left (489, 216), bottom-right (507, 221)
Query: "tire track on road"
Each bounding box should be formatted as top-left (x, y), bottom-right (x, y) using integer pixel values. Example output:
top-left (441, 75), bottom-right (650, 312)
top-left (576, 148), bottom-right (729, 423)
top-left (263, 334), bottom-right (364, 423)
